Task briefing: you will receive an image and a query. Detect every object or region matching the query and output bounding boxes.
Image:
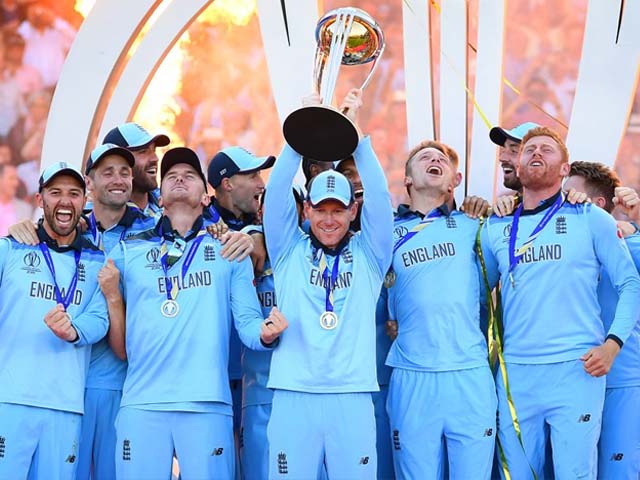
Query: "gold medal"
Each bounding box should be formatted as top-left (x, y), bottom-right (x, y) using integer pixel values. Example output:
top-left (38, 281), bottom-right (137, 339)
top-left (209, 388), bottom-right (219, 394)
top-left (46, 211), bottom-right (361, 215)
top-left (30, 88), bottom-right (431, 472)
top-left (384, 269), bottom-right (396, 288)
top-left (161, 299), bottom-right (179, 318)
top-left (320, 311), bottom-right (338, 330)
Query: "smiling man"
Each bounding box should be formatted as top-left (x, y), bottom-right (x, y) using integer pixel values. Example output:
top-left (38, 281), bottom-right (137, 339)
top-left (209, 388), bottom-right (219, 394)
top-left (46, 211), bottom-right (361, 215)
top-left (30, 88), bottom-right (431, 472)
top-left (103, 122), bottom-right (171, 217)
top-left (0, 163), bottom-right (109, 479)
top-left (481, 127), bottom-right (640, 479)
top-left (108, 147), bottom-right (284, 479)
top-left (263, 89), bottom-right (393, 479)
top-left (489, 122), bottom-right (540, 192)
top-left (386, 140), bottom-right (497, 479)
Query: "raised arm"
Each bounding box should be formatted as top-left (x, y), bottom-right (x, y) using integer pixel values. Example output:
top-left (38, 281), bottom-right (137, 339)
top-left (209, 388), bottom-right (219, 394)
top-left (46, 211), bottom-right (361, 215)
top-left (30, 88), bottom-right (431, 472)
top-left (263, 144), bottom-right (302, 265)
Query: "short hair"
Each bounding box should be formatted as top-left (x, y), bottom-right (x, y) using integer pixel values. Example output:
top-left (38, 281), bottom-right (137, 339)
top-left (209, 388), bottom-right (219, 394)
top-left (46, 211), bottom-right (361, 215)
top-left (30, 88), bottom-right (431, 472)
top-left (569, 161), bottom-right (620, 213)
top-left (521, 126), bottom-right (569, 164)
top-left (405, 140), bottom-right (459, 177)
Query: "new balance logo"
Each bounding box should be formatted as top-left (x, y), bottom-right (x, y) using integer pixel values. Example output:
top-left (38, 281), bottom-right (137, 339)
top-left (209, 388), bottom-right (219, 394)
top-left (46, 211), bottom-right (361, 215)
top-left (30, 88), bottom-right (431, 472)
top-left (555, 216), bottom-right (567, 234)
top-left (578, 413), bottom-right (591, 423)
top-left (483, 428), bottom-right (493, 437)
top-left (204, 245), bottom-right (216, 262)
top-left (211, 447), bottom-right (224, 456)
top-left (122, 440), bottom-right (131, 461)
top-left (393, 429), bottom-right (401, 450)
top-left (610, 453), bottom-right (624, 461)
top-left (0, 436), bottom-right (5, 458)
top-left (278, 451), bottom-right (288, 474)
top-left (65, 453), bottom-right (76, 464)
top-left (360, 456), bottom-right (370, 465)
top-left (446, 217), bottom-right (457, 229)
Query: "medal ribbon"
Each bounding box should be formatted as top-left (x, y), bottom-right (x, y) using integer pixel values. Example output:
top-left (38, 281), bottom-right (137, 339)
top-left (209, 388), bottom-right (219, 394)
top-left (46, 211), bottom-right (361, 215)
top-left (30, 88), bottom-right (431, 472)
top-left (393, 209), bottom-right (443, 253)
top-left (508, 195), bottom-right (564, 286)
top-left (39, 243), bottom-right (81, 310)
top-left (159, 229), bottom-right (207, 302)
top-left (317, 248), bottom-right (342, 313)
top-left (88, 212), bottom-right (128, 251)
top-left (476, 219), bottom-right (538, 480)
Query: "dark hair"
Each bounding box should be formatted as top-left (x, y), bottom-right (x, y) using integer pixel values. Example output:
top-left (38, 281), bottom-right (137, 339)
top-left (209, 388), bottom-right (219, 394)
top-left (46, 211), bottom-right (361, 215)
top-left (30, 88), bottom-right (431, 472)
top-left (569, 161), bottom-right (620, 213)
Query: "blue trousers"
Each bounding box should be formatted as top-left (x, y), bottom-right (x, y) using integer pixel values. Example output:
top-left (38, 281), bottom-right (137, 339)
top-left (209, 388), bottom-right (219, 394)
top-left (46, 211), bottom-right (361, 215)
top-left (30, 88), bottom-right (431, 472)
top-left (115, 407), bottom-right (235, 479)
top-left (373, 384), bottom-right (395, 479)
top-left (387, 367), bottom-right (496, 480)
top-left (0, 403), bottom-right (81, 480)
top-left (598, 386), bottom-right (640, 479)
top-left (267, 390), bottom-right (376, 479)
top-left (497, 360), bottom-right (605, 480)
top-left (77, 388), bottom-right (120, 480)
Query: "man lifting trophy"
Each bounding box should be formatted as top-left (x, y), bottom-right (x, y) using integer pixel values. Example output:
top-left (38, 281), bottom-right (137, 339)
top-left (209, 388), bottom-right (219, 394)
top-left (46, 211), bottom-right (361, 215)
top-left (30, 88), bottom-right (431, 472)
top-left (283, 7), bottom-right (384, 161)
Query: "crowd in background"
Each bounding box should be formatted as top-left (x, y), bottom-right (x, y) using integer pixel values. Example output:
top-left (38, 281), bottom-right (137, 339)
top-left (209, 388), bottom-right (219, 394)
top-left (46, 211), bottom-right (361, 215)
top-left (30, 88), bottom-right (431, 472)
top-left (0, 0), bottom-right (639, 236)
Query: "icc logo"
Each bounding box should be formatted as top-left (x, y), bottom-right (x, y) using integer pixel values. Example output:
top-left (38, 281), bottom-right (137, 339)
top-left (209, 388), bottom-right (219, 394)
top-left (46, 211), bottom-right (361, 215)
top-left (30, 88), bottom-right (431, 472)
top-left (394, 226), bottom-right (408, 240)
top-left (22, 252), bottom-right (41, 274)
top-left (146, 248), bottom-right (161, 269)
top-left (503, 224), bottom-right (512, 238)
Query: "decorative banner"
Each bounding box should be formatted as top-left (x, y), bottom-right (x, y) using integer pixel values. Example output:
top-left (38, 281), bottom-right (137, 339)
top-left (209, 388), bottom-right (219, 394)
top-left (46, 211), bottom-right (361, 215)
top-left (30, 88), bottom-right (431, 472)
top-left (256, 0), bottom-right (318, 122)
top-left (439, 0), bottom-right (468, 205)
top-left (467, 0), bottom-right (505, 201)
top-left (99, 0), bottom-right (212, 141)
top-left (566, 0), bottom-right (640, 167)
top-left (402, 0), bottom-right (435, 147)
top-left (41, 0), bottom-right (163, 171)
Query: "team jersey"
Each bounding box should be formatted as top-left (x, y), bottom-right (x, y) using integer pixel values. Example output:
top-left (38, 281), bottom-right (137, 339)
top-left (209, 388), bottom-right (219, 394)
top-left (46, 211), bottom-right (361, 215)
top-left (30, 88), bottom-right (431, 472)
top-left (598, 232), bottom-right (640, 388)
top-left (83, 205), bottom-right (156, 391)
top-left (208, 196), bottom-right (257, 382)
top-left (375, 287), bottom-right (392, 386)
top-left (143, 188), bottom-right (163, 218)
top-left (386, 206), bottom-right (489, 371)
top-left (0, 225), bottom-right (109, 413)
top-left (264, 137), bottom-right (394, 393)
top-left (110, 215), bottom-right (267, 408)
top-left (242, 257), bottom-right (275, 407)
top-left (481, 192), bottom-right (640, 363)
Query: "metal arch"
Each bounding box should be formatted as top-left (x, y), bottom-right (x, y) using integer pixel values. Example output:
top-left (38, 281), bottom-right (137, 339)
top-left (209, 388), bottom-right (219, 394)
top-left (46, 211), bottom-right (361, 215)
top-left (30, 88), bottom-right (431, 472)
top-left (98, 0), bottom-right (214, 142)
top-left (41, 0), bottom-right (164, 171)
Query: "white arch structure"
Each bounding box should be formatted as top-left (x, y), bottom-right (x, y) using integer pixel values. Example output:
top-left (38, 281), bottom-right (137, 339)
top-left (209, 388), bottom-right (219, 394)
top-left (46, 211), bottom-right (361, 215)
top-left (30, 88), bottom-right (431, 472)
top-left (42, 0), bottom-right (640, 200)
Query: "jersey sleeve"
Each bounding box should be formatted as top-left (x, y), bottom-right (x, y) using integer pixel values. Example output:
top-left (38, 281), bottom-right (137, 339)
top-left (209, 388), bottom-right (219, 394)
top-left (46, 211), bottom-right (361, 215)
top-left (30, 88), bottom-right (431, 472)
top-left (589, 207), bottom-right (640, 344)
top-left (231, 257), bottom-right (270, 351)
top-left (356, 136), bottom-right (394, 277)
top-left (0, 239), bottom-right (10, 286)
top-left (72, 281), bottom-right (109, 347)
top-left (264, 144), bottom-right (304, 267)
top-left (624, 232), bottom-right (640, 271)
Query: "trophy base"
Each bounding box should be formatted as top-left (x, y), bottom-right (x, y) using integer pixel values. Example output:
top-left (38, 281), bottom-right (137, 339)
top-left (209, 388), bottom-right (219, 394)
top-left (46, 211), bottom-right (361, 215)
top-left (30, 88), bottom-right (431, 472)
top-left (283, 106), bottom-right (359, 162)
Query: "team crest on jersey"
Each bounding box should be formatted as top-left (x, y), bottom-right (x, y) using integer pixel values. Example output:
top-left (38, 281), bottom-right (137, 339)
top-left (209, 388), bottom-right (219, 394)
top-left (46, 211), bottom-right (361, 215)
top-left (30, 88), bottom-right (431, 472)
top-left (393, 225), bottom-right (409, 241)
top-left (21, 251), bottom-right (41, 274)
top-left (341, 248), bottom-right (353, 264)
top-left (445, 216), bottom-right (457, 229)
top-left (77, 263), bottom-right (86, 282)
top-left (555, 216), bottom-right (567, 234)
top-left (145, 248), bottom-right (162, 270)
top-left (204, 245), bottom-right (215, 262)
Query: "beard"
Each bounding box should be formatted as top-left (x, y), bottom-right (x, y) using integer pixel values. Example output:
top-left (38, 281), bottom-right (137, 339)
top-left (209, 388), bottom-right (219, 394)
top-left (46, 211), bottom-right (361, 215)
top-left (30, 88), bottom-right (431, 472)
top-left (132, 165), bottom-right (158, 194)
top-left (519, 164), bottom-right (561, 191)
top-left (43, 204), bottom-right (81, 238)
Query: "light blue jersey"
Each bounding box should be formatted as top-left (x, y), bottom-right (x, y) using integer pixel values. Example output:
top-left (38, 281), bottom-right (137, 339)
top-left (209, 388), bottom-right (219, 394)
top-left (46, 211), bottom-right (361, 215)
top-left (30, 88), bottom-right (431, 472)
top-left (481, 194), bottom-right (640, 363)
top-left (386, 206), bottom-right (489, 371)
top-left (242, 257), bottom-right (275, 408)
top-left (0, 226), bottom-right (108, 414)
top-left (110, 215), bottom-right (268, 409)
top-left (598, 232), bottom-right (640, 388)
top-left (84, 205), bottom-right (156, 391)
top-left (264, 137), bottom-right (394, 393)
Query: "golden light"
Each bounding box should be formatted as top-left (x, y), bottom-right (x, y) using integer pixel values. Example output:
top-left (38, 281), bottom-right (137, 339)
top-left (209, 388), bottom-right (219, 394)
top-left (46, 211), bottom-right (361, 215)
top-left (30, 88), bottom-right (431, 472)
top-left (74, 0), bottom-right (95, 18)
top-left (199, 0), bottom-right (257, 27)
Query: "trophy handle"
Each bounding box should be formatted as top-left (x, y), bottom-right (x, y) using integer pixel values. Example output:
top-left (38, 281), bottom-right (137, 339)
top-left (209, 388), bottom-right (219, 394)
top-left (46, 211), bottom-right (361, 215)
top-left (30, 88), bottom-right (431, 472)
top-left (360, 41), bottom-right (385, 91)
